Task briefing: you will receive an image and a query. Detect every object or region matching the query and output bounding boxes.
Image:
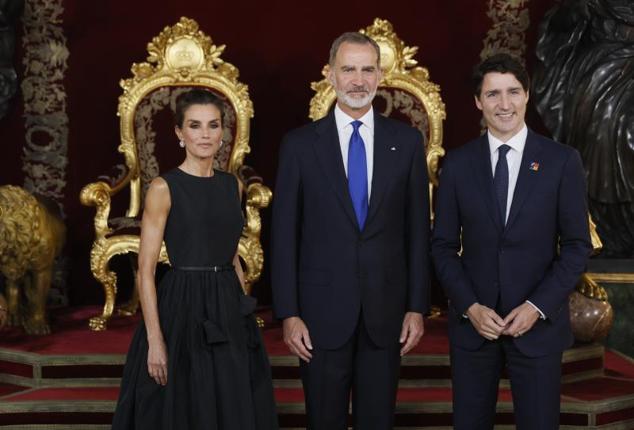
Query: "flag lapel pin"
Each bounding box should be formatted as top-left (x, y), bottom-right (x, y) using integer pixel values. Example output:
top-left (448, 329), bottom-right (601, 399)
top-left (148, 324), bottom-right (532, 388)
top-left (529, 162), bottom-right (540, 171)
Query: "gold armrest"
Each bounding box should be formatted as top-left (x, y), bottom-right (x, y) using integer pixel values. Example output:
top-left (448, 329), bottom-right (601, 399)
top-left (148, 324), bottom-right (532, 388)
top-left (80, 181), bottom-right (115, 240)
top-left (237, 170), bottom-right (272, 295)
top-left (80, 175), bottom-right (140, 331)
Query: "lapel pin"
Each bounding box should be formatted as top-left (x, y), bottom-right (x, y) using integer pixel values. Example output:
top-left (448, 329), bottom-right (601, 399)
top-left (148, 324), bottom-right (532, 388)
top-left (529, 162), bottom-right (540, 171)
top-left (390, 146), bottom-right (396, 151)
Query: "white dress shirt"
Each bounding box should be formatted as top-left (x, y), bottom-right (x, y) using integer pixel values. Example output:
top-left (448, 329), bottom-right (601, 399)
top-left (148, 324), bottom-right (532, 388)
top-left (487, 124), bottom-right (545, 319)
top-left (334, 104), bottom-right (374, 200)
top-left (488, 124), bottom-right (527, 224)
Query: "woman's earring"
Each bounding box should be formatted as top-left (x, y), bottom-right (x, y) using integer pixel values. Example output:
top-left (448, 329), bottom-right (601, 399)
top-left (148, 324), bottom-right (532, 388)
top-left (219, 140), bottom-right (224, 148)
top-left (179, 140), bottom-right (185, 148)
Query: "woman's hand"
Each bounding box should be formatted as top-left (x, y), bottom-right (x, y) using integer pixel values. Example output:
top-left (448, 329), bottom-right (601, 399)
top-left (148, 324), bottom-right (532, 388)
top-left (147, 338), bottom-right (168, 386)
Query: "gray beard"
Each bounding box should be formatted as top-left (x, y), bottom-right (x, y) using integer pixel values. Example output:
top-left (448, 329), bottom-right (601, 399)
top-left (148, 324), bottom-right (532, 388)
top-left (336, 88), bottom-right (377, 109)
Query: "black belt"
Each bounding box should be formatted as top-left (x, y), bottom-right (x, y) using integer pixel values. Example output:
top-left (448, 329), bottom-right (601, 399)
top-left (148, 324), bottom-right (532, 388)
top-left (174, 264), bottom-right (234, 272)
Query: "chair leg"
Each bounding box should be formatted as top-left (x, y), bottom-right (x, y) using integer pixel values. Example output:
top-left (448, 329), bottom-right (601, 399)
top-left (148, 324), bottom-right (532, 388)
top-left (117, 253), bottom-right (140, 316)
top-left (88, 241), bottom-right (118, 331)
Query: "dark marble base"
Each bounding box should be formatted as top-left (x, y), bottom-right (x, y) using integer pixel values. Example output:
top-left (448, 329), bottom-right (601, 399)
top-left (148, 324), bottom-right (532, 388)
top-left (602, 282), bottom-right (634, 358)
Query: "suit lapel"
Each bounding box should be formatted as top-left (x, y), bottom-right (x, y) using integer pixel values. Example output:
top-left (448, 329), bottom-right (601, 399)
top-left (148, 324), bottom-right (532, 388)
top-left (504, 130), bottom-right (543, 232)
top-left (312, 112), bottom-right (359, 230)
top-left (365, 114), bottom-right (396, 228)
top-left (473, 135), bottom-right (504, 231)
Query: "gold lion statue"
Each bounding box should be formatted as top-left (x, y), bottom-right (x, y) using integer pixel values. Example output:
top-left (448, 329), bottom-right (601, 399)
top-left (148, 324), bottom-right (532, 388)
top-left (0, 185), bottom-right (66, 335)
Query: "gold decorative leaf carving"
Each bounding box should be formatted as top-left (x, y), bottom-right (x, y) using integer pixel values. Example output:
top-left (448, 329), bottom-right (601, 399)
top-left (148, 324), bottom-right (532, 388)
top-left (81, 17), bottom-right (268, 330)
top-left (309, 18), bottom-right (446, 186)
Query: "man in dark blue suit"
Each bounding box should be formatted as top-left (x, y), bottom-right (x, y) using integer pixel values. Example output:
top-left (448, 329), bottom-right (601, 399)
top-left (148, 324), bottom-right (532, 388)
top-left (271, 32), bottom-right (430, 429)
top-left (432, 53), bottom-right (592, 429)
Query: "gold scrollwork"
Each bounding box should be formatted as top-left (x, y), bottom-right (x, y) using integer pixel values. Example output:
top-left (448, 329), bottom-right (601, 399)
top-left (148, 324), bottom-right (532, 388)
top-left (80, 17), bottom-right (269, 330)
top-left (239, 182), bottom-right (272, 293)
top-left (578, 215), bottom-right (609, 302)
top-left (117, 17), bottom-right (254, 218)
top-left (309, 18), bottom-right (446, 186)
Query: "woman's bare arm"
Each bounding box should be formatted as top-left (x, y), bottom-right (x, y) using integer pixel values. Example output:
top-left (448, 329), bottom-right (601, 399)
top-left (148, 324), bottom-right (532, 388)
top-left (137, 177), bottom-right (171, 385)
top-left (233, 250), bottom-right (245, 291)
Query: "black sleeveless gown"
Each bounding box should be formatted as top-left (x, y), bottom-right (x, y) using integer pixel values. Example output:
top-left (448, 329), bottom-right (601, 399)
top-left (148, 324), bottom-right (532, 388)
top-left (112, 168), bottom-right (278, 430)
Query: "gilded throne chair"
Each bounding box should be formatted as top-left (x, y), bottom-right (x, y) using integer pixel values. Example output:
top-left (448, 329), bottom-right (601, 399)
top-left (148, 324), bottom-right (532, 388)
top-left (80, 17), bottom-right (271, 331)
top-left (309, 18), bottom-right (446, 206)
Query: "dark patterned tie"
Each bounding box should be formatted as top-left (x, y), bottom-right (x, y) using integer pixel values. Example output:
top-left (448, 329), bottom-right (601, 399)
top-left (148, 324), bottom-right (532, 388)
top-left (494, 144), bottom-right (511, 225)
top-left (348, 120), bottom-right (368, 229)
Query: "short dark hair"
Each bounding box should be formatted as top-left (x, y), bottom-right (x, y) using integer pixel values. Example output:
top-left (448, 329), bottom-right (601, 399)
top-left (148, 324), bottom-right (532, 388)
top-left (329, 32), bottom-right (381, 67)
top-left (472, 53), bottom-right (530, 97)
top-left (174, 88), bottom-right (225, 128)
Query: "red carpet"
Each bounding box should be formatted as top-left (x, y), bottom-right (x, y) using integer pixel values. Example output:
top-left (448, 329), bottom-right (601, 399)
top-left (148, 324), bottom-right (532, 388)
top-left (1, 306), bottom-right (634, 428)
top-left (0, 306), bottom-right (139, 355)
top-left (562, 377), bottom-right (634, 401)
top-left (4, 387), bottom-right (119, 402)
top-left (0, 383), bottom-right (25, 397)
top-left (605, 349), bottom-right (634, 379)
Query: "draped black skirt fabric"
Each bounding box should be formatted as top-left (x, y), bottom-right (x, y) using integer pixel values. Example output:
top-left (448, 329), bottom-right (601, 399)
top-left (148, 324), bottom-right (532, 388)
top-left (112, 269), bottom-right (278, 430)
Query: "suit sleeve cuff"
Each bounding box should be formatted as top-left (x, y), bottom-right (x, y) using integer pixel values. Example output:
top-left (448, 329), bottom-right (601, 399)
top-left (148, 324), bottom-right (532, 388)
top-left (461, 301), bottom-right (477, 319)
top-left (526, 300), bottom-right (546, 320)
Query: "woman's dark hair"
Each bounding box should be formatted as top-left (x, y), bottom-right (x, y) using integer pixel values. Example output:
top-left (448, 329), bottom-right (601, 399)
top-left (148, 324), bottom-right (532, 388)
top-left (472, 53), bottom-right (530, 97)
top-left (174, 88), bottom-right (225, 128)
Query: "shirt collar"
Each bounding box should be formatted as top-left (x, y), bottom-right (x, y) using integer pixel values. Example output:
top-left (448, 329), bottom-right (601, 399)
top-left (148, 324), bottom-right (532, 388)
top-left (334, 104), bottom-right (374, 133)
top-left (488, 124), bottom-right (528, 155)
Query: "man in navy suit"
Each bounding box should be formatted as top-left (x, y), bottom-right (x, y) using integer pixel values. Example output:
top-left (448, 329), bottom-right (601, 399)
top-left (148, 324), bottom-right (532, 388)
top-left (271, 32), bottom-right (430, 429)
top-left (432, 53), bottom-right (592, 429)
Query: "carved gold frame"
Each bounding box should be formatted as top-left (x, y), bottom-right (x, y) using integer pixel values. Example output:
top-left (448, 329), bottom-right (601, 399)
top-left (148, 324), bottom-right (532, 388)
top-left (309, 18), bottom-right (446, 187)
top-left (80, 17), bottom-right (271, 330)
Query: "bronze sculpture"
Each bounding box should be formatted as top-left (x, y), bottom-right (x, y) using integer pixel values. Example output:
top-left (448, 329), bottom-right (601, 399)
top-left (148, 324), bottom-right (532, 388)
top-left (533, 0), bottom-right (634, 257)
top-left (0, 185), bottom-right (65, 335)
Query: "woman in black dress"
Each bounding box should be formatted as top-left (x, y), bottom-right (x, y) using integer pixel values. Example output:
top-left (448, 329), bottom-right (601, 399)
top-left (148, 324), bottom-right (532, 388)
top-left (112, 89), bottom-right (278, 429)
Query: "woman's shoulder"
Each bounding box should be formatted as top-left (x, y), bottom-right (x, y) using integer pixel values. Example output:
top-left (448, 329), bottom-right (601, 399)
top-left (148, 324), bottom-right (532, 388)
top-left (149, 175), bottom-right (169, 191)
top-left (144, 176), bottom-right (171, 211)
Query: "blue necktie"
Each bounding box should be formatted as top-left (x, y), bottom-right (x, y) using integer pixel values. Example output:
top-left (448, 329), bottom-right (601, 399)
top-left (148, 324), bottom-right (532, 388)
top-left (494, 144), bottom-right (511, 225)
top-left (348, 120), bottom-right (368, 229)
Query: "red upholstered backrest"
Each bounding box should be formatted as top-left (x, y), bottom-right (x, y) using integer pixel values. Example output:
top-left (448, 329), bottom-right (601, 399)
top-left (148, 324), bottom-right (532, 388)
top-left (374, 87), bottom-right (429, 148)
top-left (133, 86), bottom-right (237, 199)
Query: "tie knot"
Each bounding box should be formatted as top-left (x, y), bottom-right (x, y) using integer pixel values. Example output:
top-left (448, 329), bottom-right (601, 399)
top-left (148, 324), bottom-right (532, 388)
top-left (498, 144), bottom-right (511, 157)
top-left (351, 120), bottom-right (363, 132)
